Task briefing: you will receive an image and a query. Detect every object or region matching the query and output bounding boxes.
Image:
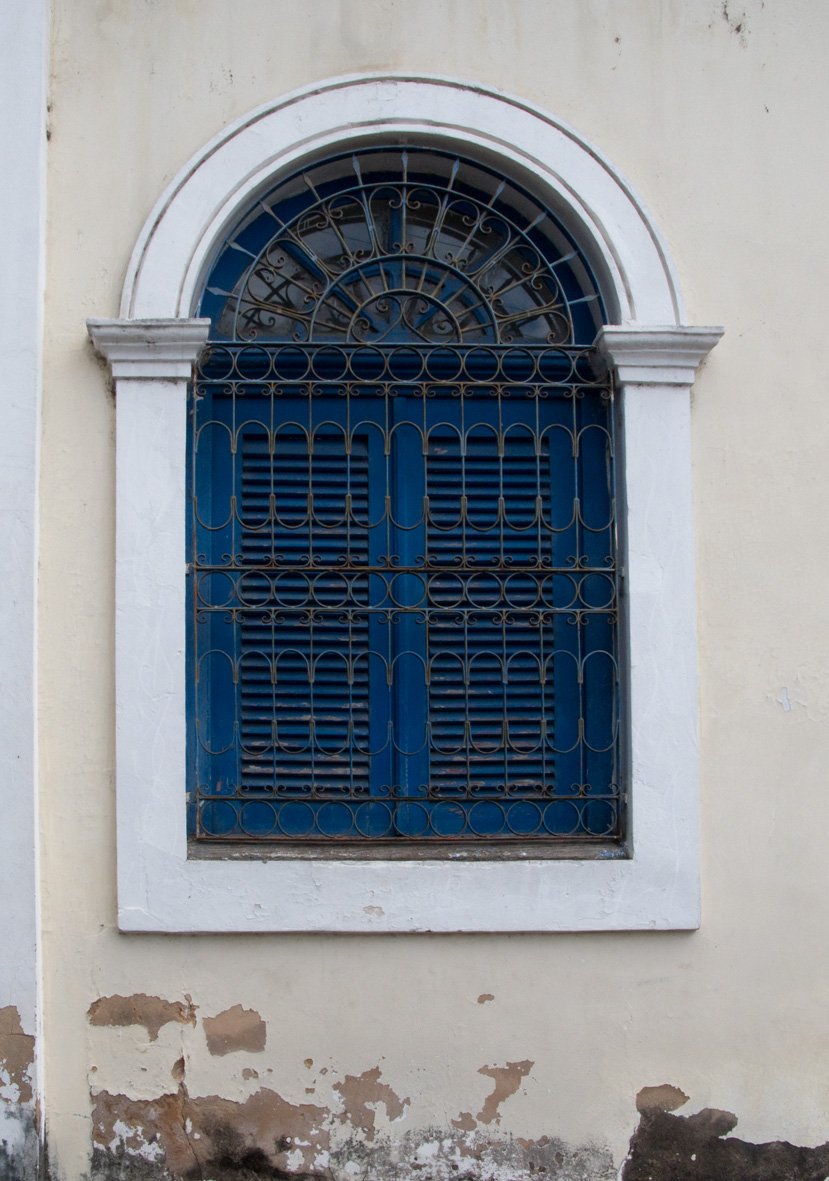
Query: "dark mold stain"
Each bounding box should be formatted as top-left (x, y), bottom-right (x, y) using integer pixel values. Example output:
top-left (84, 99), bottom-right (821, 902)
top-left (622, 1105), bottom-right (829, 1181)
top-left (0, 1107), bottom-right (41, 1181)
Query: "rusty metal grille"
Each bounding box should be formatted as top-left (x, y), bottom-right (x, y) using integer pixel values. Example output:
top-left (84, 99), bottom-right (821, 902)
top-left (198, 146), bottom-right (605, 349)
top-left (188, 344), bottom-right (621, 848)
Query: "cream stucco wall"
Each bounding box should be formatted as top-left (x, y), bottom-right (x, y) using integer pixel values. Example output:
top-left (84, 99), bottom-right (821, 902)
top-left (38, 2), bottom-right (829, 1179)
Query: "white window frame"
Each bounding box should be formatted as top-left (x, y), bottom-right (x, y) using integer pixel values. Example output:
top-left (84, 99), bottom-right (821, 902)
top-left (88, 74), bottom-right (721, 933)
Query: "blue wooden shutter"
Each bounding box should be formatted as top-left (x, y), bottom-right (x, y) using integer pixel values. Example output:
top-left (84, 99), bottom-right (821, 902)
top-left (238, 431), bottom-right (372, 806)
top-left (426, 430), bottom-right (556, 811)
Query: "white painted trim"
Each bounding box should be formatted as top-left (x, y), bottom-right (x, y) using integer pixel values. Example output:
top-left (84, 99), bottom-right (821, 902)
top-left (90, 76), bottom-right (723, 932)
top-left (0, 0), bottom-right (49, 1127)
top-left (597, 326), bottom-right (724, 386)
top-left (88, 318), bottom-right (211, 379)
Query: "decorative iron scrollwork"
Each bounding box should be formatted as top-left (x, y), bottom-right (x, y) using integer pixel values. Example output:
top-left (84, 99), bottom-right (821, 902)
top-left (204, 148), bottom-right (603, 347)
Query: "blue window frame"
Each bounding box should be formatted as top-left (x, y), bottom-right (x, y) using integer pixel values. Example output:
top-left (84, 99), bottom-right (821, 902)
top-left (188, 147), bottom-right (621, 851)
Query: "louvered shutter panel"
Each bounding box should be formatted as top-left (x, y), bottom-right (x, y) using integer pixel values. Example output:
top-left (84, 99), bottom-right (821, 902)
top-left (426, 431), bottom-right (556, 806)
top-left (237, 432), bottom-right (371, 803)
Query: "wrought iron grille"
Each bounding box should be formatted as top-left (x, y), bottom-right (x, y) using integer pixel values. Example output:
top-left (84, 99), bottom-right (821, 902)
top-left (189, 344), bottom-right (620, 847)
top-left (190, 147), bottom-right (621, 850)
top-left (199, 146), bottom-right (604, 348)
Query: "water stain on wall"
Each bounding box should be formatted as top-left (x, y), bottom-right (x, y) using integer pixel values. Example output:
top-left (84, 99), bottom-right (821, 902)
top-left (88, 995), bottom-right (197, 1043)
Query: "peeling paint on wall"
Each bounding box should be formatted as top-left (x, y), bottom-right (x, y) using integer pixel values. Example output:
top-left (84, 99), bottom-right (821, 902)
top-left (88, 996), bottom-right (197, 1043)
top-left (86, 1062), bottom-right (829, 1181)
top-left (0, 1009), bottom-right (34, 1106)
top-left (0, 1008), bottom-right (39, 1181)
top-left (91, 1084), bottom-right (330, 1178)
top-left (90, 1083), bottom-right (615, 1181)
top-left (453, 1060), bottom-right (534, 1131)
top-left (332, 1067), bottom-right (409, 1141)
top-left (203, 1006), bottom-right (267, 1057)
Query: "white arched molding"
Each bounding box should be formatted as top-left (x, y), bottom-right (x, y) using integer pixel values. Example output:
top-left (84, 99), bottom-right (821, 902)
top-left (88, 75), bottom-right (722, 933)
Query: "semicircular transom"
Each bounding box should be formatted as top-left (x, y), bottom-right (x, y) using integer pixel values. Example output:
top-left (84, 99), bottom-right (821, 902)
top-left (200, 146), bottom-right (605, 346)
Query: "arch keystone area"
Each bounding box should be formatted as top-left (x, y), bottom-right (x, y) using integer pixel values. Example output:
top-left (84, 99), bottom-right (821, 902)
top-left (121, 74), bottom-right (684, 329)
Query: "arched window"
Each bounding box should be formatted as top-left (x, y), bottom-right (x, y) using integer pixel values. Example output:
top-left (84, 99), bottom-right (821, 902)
top-left (190, 146), bottom-right (619, 849)
top-left (88, 76), bottom-right (721, 930)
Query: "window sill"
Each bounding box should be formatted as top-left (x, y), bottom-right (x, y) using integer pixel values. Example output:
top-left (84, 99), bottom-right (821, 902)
top-left (187, 839), bottom-right (630, 862)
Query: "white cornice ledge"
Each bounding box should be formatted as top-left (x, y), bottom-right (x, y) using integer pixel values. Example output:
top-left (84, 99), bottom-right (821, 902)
top-left (596, 325), bottom-right (724, 387)
top-left (87, 318), bottom-right (211, 380)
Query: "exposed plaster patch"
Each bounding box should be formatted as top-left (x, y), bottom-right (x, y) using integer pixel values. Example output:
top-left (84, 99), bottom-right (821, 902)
top-left (0, 1007), bottom-right (34, 1105)
top-left (477, 994), bottom-right (495, 1005)
top-left (476, 1061), bottom-right (533, 1126)
top-left (451, 1060), bottom-right (533, 1133)
top-left (622, 1104), bottom-right (829, 1180)
top-left (88, 995), bottom-right (197, 1043)
top-left (241, 1069), bottom-right (259, 1081)
top-left (333, 1067), bottom-right (410, 1141)
top-left (451, 1112), bottom-right (477, 1133)
top-left (203, 1005), bottom-right (267, 1057)
top-left (91, 1084), bottom-right (329, 1178)
top-left (170, 1059), bottom-right (185, 1084)
top-left (635, 1083), bottom-right (689, 1113)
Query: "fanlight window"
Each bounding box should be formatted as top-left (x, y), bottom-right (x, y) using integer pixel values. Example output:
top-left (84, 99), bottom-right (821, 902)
top-left (190, 146), bottom-right (621, 851)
